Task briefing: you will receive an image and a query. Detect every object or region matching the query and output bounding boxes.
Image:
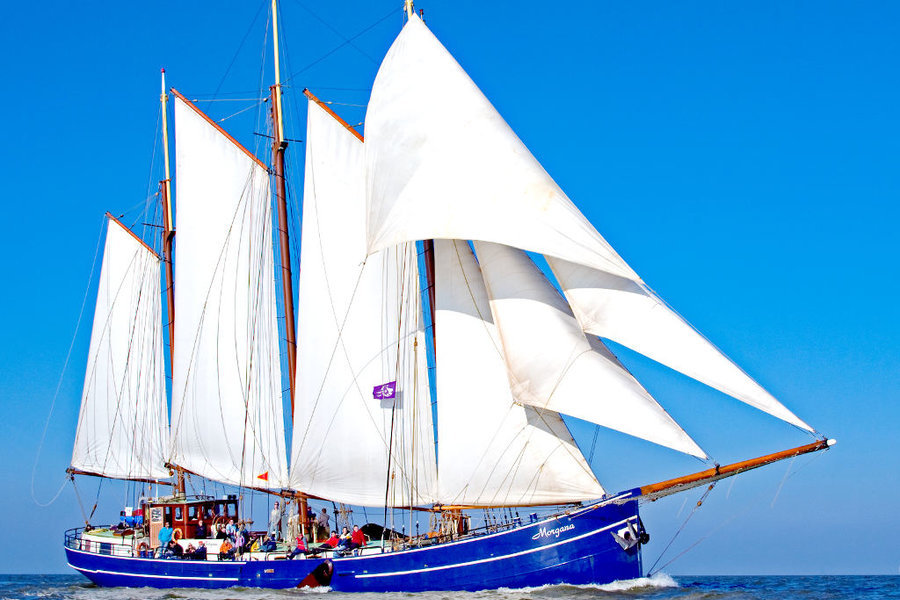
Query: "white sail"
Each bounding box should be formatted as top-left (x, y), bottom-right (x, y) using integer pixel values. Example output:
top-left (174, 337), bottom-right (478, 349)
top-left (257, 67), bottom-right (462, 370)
top-left (547, 257), bottom-right (813, 431)
top-left (72, 217), bottom-right (170, 480)
top-left (473, 241), bottom-right (706, 459)
top-left (289, 100), bottom-right (437, 507)
top-left (364, 15), bottom-right (636, 280)
top-left (170, 96), bottom-right (288, 489)
top-left (435, 240), bottom-right (606, 506)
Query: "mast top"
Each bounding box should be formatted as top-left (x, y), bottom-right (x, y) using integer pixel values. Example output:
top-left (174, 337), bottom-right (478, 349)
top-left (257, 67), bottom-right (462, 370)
top-left (405, 0), bottom-right (414, 19)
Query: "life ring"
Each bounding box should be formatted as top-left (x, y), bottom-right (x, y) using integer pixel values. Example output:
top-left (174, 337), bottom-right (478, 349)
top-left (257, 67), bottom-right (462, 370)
top-left (173, 528), bottom-right (183, 541)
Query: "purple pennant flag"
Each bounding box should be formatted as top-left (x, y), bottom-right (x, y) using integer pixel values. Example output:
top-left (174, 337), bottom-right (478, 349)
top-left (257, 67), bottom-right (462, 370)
top-left (373, 381), bottom-right (396, 400)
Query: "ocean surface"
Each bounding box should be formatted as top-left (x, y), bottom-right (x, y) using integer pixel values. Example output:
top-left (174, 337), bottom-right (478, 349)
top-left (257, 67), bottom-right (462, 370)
top-left (1, 574), bottom-right (898, 600)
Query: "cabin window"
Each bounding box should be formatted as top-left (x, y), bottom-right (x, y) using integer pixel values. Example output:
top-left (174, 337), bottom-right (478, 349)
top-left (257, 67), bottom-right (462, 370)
top-left (164, 507), bottom-right (172, 524)
top-left (188, 506), bottom-right (197, 520)
top-left (174, 507), bottom-right (183, 521)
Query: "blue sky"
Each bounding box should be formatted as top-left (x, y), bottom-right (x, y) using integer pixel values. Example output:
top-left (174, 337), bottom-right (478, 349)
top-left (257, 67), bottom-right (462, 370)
top-left (1, 0), bottom-right (898, 576)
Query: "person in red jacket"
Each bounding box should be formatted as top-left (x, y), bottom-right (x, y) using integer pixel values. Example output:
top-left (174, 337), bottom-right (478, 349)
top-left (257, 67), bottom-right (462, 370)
top-left (316, 531), bottom-right (339, 551)
top-left (348, 525), bottom-right (367, 554)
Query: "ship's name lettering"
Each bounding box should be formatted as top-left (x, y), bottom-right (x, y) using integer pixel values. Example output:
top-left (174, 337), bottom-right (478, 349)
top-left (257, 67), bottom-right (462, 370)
top-left (532, 524), bottom-right (574, 540)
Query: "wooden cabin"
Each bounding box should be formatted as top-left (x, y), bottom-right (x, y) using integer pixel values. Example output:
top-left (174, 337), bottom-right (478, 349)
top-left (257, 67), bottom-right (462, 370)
top-left (146, 495), bottom-right (239, 545)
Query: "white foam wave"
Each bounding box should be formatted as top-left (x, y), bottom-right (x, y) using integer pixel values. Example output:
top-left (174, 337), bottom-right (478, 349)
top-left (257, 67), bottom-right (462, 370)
top-left (492, 572), bottom-right (678, 594)
top-left (595, 572), bottom-right (679, 591)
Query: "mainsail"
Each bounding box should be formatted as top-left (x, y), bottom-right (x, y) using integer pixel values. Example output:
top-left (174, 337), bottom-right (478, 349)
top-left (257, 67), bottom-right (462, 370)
top-left (169, 94), bottom-right (288, 489)
top-left (434, 240), bottom-right (606, 506)
top-left (72, 216), bottom-right (169, 480)
top-left (290, 99), bottom-right (437, 507)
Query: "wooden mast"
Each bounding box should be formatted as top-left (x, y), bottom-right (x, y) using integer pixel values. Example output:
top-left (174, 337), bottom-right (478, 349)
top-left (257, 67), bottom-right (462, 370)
top-left (270, 0), bottom-right (308, 537)
top-left (160, 69), bottom-right (186, 498)
top-left (270, 0), bottom-right (297, 414)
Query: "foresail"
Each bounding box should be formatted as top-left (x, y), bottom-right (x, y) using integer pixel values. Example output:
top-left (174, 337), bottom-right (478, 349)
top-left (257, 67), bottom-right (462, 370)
top-left (547, 257), bottom-right (813, 431)
top-left (72, 217), bottom-right (169, 480)
top-left (364, 15), bottom-right (636, 279)
top-left (170, 95), bottom-right (288, 489)
top-left (435, 240), bottom-right (605, 506)
top-left (473, 241), bottom-right (706, 459)
top-left (289, 99), bottom-right (437, 507)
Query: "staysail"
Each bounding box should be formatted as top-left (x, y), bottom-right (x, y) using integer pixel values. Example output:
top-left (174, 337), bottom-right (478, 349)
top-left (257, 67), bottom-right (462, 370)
top-left (72, 217), bottom-right (170, 480)
top-left (434, 240), bottom-right (606, 505)
top-left (364, 15), bottom-right (636, 279)
top-left (289, 99), bottom-right (437, 507)
top-left (169, 94), bottom-right (288, 489)
top-left (473, 241), bottom-right (706, 459)
top-left (547, 257), bottom-right (813, 431)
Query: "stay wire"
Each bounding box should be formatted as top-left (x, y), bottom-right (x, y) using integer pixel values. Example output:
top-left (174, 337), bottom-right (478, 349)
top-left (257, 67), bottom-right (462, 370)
top-left (282, 6), bottom-right (399, 84)
top-left (31, 216), bottom-right (106, 508)
top-left (647, 482), bottom-right (717, 576)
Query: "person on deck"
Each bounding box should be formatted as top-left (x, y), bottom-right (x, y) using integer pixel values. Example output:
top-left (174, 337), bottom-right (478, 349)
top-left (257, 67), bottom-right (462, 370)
top-left (158, 522), bottom-right (173, 549)
top-left (288, 535), bottom-right (307, 559)
top-left (348, 525), bottom-right (367, 554)
top-left (317, 531), bottom-right (339, 551)
top-left (190, 541), bottom-right (208, 560)
top-left (225, 519), bottom-right (237, 541)
top-left (334, 527), bottom-right (352, 554)
top-left (260, 534), bottom-right (278, 552)
top-left (315, 507), bottom-right (330, 541)
top-left (269, 501), bottom-right (282, 540)
top-left (215, 524), bottom-right (228, 539)
top-left (194, 520), bottom-right (208, 539)
top-left (165, 539), bottom-right (183, 559)
top-left (219, 538), bottom-right (235, 560)
top-left (236, 522), bottom-right (248, 552)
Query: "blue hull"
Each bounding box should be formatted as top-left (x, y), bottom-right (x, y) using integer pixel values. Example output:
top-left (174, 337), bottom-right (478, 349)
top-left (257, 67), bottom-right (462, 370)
top-left (66, 500), bottom-right (642, 591)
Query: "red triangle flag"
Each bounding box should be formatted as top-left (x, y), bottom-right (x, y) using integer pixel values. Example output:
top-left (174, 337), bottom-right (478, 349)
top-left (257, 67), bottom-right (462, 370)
top-left (257, 471), bottom-right (269, 481)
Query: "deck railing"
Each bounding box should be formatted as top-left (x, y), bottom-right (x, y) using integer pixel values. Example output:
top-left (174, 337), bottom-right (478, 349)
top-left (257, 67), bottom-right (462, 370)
top-left (64, 527), bottom-right (144, 558)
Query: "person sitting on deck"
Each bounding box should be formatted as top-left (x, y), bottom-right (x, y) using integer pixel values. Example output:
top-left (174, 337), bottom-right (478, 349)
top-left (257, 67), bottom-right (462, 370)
top-left (219, 538), bottom-right (235, 561)
top-left (164, 539), bottom-right (183, 559)
top-left (189, 541), bottom-right (208, 561)
top-left (215, 524), bottom-right (228, 539)
top-left (348, 525), bottom-right (367, 554)
top-left (260, 535), bottom-right (278, 552)
top-left (194, 520), bottom-right (208, 539)
top-left (316, 531), bottom-right (340, 551)
top-left (287, 536), bottom-right (308, 559)
top-left (334, 527), bottom-right (352, 555)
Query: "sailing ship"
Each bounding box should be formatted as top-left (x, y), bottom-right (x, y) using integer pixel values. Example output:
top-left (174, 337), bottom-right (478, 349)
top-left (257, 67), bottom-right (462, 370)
top-left (63, 2), bottom-right (833, 591)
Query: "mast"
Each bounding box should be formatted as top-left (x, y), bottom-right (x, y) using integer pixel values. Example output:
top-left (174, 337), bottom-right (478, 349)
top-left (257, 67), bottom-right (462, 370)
top-left (160, 69), bottom-right (186, 497)
top-left (159, 69), bottom-right (176, 373)
top-left (270, 0), bottom-right (297, 413)
top-left (271, 0), bottom-right (306, 535)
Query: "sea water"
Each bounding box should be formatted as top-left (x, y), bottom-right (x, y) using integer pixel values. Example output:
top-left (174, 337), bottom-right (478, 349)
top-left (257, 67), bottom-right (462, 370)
top-left (1, 574), bottom-right (898, 600)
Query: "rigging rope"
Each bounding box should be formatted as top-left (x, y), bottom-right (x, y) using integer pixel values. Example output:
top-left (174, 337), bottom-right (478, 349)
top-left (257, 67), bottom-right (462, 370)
top-left (30, 217), bottom-right (105, 508)
top-left (647, 482), bottom-right (716, 576)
